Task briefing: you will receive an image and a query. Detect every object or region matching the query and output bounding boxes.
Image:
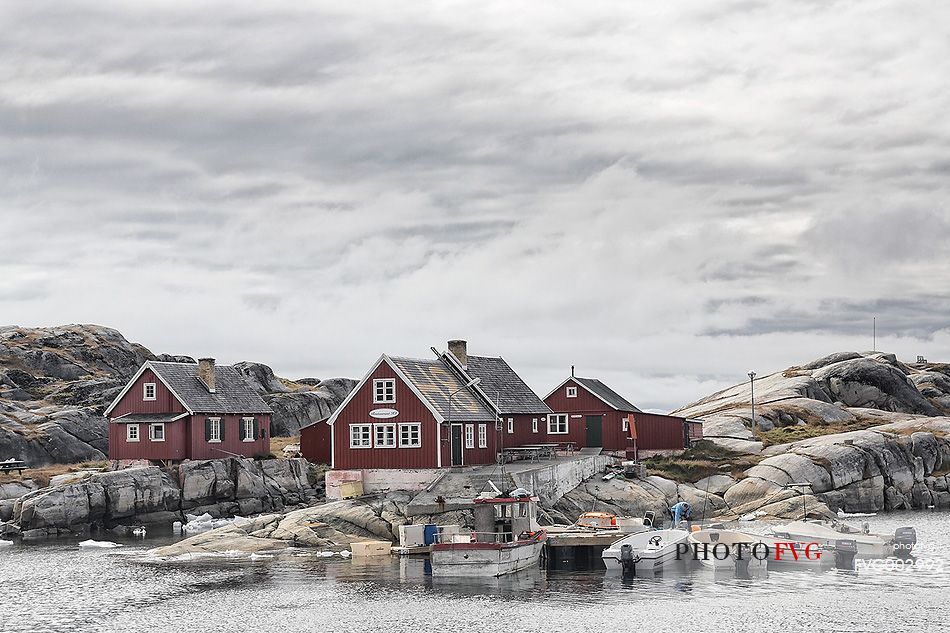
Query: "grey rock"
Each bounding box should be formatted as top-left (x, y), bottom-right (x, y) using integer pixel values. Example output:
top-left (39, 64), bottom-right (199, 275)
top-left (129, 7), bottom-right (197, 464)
top-left (233, 361), bottom-right (290, 394)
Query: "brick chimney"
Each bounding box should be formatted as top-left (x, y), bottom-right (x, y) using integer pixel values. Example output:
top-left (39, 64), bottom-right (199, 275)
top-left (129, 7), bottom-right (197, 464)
top-left (448, 340), bottom-right (468, 368)
top-left (198, 357), bottom-right (216, 393)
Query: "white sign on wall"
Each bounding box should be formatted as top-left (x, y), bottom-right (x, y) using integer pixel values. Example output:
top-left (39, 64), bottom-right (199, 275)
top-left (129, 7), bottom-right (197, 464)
top-left (369, 408), bottom-right (399, 419)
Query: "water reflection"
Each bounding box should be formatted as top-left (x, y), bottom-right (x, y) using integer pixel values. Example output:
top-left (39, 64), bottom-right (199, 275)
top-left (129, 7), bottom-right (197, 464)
top-left (0, 511), bottom-right (947, 633)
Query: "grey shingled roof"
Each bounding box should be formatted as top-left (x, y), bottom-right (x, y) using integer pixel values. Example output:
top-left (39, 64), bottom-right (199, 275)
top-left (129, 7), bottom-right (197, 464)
top-left (464, 355), bottom-right (552, 415)
top-left (389, 356), bottom-right (495, 422)
top-left (575, 377), bottom-right (641, 412)
top-left (149, 361), bottom-right (273, 414)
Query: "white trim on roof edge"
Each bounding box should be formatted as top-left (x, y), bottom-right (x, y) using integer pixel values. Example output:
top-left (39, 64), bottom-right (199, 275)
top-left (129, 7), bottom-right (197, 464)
top-left (542, 376), bottom-right (624, 411)
top-left (103, 361), bottom-right (194, 417)
top-left (326, 354), bottom-right (447, 426)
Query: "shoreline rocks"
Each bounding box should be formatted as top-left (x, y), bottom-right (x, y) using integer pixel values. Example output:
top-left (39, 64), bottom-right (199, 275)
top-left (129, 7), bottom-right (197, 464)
top-left (2, 457), bottom-right (324, 540)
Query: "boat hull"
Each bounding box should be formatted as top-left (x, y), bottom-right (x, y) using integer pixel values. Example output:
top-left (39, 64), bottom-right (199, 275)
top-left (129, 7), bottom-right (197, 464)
top-left (430, 537), bottom-right (546, 577)
top-left (601, 529), bottom-right (690, 573)
top-left (772, 522), bottom-right (891, 559)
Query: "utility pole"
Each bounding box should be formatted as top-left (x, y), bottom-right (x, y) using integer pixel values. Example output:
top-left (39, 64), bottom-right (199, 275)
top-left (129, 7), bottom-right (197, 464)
top-left (873, 316), bottom-right (876, 352)
top-left (748, 371), bottom-right (756, 433)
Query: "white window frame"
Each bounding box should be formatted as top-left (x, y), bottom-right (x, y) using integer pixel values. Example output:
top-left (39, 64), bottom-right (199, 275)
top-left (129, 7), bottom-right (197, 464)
top-left (143, 383), bottom-right (156, 401)
top-left (374, 423), bottom-right (397, 448)
top-left (149, 423), bottom-right (165, 442)
top-left (350, 424), bottom-right (372, 448)
top-left (126, 424), bottom-right (140, 442)
top-left (241, 417), bottom-right (255, 442)
top-left (398, 423), bottom-right (422, 448)
top-left (478, 424), bottom-right (487, 448)
top-left (507, 417), bottom-right (514, 434)
top-left (566, 386), bottom-right (577, 398)
top-left (465, 424), bottom-right (475, 449)
top-left (622, 417), bottom-right (629, 432)
top-left (532, 418), bottom-right (538, 433)
top-left (373, 379), bottom-right (396, 404)
top-left (208, 417), bottom-right (222, 443)
top-left (547, 414), bottom-right (569, 435)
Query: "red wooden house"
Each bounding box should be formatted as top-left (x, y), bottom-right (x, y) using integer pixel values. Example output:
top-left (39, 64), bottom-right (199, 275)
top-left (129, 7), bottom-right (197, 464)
top-left (544, 373), bottom-right (699, 458)
top-left (105, 358), bottom-right (272, 462)
top-left (310, 340), bottom-right (550, 469)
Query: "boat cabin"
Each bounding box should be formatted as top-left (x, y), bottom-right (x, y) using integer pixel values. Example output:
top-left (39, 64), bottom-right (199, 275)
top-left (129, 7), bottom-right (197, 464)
top-left (472, 495), bottom-right (541, 543)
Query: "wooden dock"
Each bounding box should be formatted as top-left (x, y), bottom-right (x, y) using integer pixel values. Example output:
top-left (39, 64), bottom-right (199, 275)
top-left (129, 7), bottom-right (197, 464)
top-left (544, 529), bottom-right (624, 571)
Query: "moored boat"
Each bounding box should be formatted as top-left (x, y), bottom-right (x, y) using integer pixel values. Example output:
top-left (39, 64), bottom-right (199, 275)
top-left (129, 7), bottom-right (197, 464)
top-left (601, 529), bottom-right (690, 574)
top-left (686, 528), bottom-right (768, 571)
top-left (430, 493), bottom-right (547, 577)
top-left (771, 520), bottom-right (916, 559)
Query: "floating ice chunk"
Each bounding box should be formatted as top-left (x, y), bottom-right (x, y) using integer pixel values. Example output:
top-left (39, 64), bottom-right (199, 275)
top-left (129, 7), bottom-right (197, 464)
top-left (339, 550), bottom-right (352, 558)
top-left (79, 539), bottom-right (123, 549)
top-left (0, 540), bottom-right (13, 547)
top-left (317, 551), bottom-right (335, 558)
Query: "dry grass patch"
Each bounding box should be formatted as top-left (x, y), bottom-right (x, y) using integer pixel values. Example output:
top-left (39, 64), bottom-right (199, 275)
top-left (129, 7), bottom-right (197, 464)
top-left (642, 440), bottom-right (761, 482)
top-left (269, 435), bottom-right (301, 459)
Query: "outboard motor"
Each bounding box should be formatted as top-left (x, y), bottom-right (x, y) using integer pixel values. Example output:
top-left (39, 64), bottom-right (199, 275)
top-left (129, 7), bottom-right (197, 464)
top-left (833, 539), bottom-right (858, 571)
top-left (893, 527), bottom-right (917, 559)
top-left (734, 552), bottom-right (753, 579)
top-left (620, 544), bottom-right (637, 576)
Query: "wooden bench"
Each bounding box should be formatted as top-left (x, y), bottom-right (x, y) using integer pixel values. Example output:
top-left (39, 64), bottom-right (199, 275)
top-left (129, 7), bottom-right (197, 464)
top-left (0, 460), bottom-right (27, 475)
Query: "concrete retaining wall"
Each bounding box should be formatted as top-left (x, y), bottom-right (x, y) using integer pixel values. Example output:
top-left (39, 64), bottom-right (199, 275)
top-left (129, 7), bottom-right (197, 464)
top-left (511, 454), bottom-right (612, 505)
top-left (325, 468), bottom-right (441, 499)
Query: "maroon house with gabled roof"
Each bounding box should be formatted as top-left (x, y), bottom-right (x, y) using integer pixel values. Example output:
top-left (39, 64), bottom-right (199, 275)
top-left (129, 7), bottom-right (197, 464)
top-left (105, 358), bottom-right (272, 462)
top-left (544, 372), bottom-right (700, 458)
top-left (307, 340), bottom-right (551, 469)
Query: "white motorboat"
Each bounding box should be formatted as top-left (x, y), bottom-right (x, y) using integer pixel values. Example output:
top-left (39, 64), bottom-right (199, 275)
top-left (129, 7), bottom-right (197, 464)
top-left (753, 533), bottom-right (827, 568)
top-left (430, 493), bottom-right (547, 577)
top-left (687, 529), bottom-right (768, 571)
top-left (771, 520), bottom-right (916, 559)
top-left (601, 529), bottom-right (690, 574)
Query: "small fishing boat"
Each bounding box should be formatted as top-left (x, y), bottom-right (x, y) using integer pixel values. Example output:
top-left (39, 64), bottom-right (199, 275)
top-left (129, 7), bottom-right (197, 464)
top-left (687, 529), bottom-right (768, 571)
top-left (771, 520), bottom-right (916, 559)
top-left (601, 529), bottom-right (690, 574)
top-left (430, 492), bottom-right (547, 577)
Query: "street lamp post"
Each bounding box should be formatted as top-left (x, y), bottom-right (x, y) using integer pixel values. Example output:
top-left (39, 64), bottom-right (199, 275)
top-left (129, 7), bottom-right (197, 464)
top-left (748, 371), bottom-right (756, 434)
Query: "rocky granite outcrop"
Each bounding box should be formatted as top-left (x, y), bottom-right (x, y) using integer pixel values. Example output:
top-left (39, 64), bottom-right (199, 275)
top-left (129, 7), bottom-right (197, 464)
top-left (674, 351), bottom-right (950, 454)
top-left (2, 457), bottom-right (324, 539)
top-left (0, 324), bottom-right (356, 465)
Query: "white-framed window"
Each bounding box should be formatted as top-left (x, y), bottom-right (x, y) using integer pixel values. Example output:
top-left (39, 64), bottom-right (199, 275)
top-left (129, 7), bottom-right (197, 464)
top-left (548, 414), bottom-right (569, 434)
top-left (465, 424), bottom-right (475, 449)
top-left (208, 417), bottom-right (222, 443)
top-left (566, 386), bottom-right (577, 398)
top-left (478, 424), bottom-right (487, 448)
top-left (532, 418), bottom-right (538, 433)
top-left (507, 417), bottom-right (514, 434)
top-left (398, 423), bottom-right (421, 448)
top-left (350, 424), bottom-right (372, 448)
top-left (241, 417), bottom-right (256, 442)
top-left (126, 424), bottom-right (140, 442)
top-left (143, 383), bottom-right (156, 401)
top-left (375, 423), bottom-right (396, 448)
top-left (149, 423), bottom-right (165, 442)
top-left (622, 417), bottom-right (629, 432)
top-left (374, 379), bottom-right (396, 403)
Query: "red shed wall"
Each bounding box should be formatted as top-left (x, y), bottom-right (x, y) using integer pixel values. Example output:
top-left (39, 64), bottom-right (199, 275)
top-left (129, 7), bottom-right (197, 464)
top-left (188, 414), bottom-right (271, 460)
top-left (543, 379), bottom-right (634, 451)
top-left (332, 363), bottom-right (440, 469)
top-left (109, 368), bottom-right (187, 417)
top-left (497, 414), bottom-right (547, 449)
top-left (632, 413), bottom-right (687, 450)
top-left (301, 422), bottom-right (332, 464)
top-left (108, 418), bottom-right (189, 461)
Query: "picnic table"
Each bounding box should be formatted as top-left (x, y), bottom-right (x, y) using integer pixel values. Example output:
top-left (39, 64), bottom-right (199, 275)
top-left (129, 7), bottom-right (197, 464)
top-left (0, 459), bottom-right (27, 475)
top-left (500, 447), bottom-right (543, 463)
top-left (519, 444), bottom-right (558, 459)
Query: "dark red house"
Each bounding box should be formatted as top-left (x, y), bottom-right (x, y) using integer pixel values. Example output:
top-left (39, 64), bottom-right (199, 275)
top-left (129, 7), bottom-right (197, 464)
top-left (544, 374), bottom-right (699, 458)
top-left (105, 358), bottom-right (272, 462)
top-left (313, 340), bottom-right (550, 469)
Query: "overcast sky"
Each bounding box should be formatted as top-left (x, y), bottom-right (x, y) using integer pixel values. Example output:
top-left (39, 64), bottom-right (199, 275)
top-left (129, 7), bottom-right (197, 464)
top-left (3, 1), bottom-right (949, 411)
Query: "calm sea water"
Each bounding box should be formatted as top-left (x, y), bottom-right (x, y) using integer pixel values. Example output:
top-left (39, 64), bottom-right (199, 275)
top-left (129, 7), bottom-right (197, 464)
top-left (1, 511), bottom-right (947, 633)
